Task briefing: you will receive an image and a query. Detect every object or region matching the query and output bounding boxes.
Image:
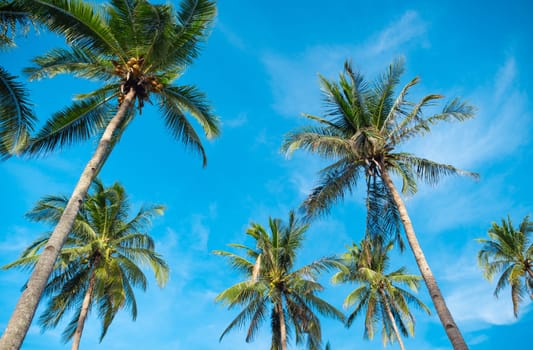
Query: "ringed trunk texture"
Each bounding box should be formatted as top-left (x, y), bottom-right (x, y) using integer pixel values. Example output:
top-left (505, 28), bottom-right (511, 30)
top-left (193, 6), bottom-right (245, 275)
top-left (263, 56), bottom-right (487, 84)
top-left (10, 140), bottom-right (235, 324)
top-left (379, 290), bottom-right (405, 350)
top-left (277, 300), bottom-right (288, 350)
top-left (380, 167), bottom-right (468, 350)
top-left (71, 269), bottom-right (97, 350)
top-left (0, 90), bottom-right (136, 350)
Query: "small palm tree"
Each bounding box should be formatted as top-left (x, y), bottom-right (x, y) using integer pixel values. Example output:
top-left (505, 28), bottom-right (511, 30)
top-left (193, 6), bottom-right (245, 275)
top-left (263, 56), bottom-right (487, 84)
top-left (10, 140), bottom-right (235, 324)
top-left (283, 58), bottom-right (476, 349)
top-left (333, 237), bottom-right (430, 350)
top-left (477, 215), bottom-right (533, 317)
top-left (0, 0), bottom-right (36, 158)
top-left (214, 212), bottom-right (344, 350)
top-left (1, 1), bottom-right (218, 348)
top-left (3, 179), bottom-right (169, 350)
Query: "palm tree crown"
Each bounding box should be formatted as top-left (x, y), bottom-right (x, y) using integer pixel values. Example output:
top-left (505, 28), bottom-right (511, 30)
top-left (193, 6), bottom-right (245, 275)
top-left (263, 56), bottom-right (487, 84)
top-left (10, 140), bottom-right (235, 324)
top-left (283, 58), bottom-right (476, 218)
top-left (3, 179), bottom-right (169, 349)
top-left (477, 215), bottom-right (533, 317)
top-left (333, 237), bottom-right (430, 350)
top-left (24, 0), bottom-right (219, 163)
top-left (214, 212), bottom-right (344, 350)
top-left (283, 58), bottom-right (476, 350)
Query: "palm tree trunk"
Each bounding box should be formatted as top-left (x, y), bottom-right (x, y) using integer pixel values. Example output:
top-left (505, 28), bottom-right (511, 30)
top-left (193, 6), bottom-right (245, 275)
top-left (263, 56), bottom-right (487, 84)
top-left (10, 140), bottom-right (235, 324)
top-left (71, 268), bottom-right (97, 350)
top-left (379, 290), bottom-right (405, 350)
top-left (0, 89), bottom-right (136, 350)
top-left (277, 300), bottom-right (288, 350)
top-left (380, 167), bottom-right (468, 350)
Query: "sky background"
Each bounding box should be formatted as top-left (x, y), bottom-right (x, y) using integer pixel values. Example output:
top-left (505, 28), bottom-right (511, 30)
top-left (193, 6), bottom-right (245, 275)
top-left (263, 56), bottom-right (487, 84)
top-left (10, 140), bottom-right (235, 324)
top-left (1, 0), bottom-right (532, 349)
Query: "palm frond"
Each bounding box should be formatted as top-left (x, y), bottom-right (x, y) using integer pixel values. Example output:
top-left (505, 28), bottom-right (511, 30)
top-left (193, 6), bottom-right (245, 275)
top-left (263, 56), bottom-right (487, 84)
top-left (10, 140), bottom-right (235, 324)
top-left (24, 45), bottom-right (114, 81)
top-left (31, 0), bottom-right (122, 57)
top-left (0, 66), bottom-right (36, 158)
top-left (23, 95), bottom-right (113, 157)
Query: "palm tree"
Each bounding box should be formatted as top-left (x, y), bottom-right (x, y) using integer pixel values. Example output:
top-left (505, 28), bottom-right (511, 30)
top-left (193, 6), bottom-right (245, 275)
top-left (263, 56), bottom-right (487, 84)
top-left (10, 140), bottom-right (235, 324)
top-left (477, 215), bottom-right (533, 317)
top-left (3, 179), bottom-right (169, 350)
top-left (0, 0), bottom-right (36, 158)
top-left (0, 1), bottom-right (218, 348)
top-left (282, 58), bottom-right (477, 349)
top-left (214, 212), bottom-right (344, 350)
top-left (333, 237), bottom-right (430, 350)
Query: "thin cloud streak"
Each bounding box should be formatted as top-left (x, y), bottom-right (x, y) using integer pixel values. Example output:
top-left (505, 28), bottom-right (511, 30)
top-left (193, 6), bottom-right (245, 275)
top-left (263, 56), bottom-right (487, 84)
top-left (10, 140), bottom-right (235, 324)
top-left (262, 10), bottom-right (428, 116)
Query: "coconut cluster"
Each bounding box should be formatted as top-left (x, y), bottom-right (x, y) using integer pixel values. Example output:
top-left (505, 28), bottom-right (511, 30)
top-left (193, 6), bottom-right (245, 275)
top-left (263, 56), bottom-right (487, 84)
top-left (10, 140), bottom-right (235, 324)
top-left (112, 57), bottom-right (164, 107)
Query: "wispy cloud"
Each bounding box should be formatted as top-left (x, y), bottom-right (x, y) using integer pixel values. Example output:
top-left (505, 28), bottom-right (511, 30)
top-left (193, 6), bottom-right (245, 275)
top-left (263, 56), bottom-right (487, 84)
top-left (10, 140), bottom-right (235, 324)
top-left (262, 10), bottom-right (428, 116)
top-left (223, 112), bottom-right (248, 128)
top-left (405, 57), bottom-right (529, 170)
top-left (217, 20), bottom-right (247, 51)
top-left (437, 244), bottom-right (525, 328)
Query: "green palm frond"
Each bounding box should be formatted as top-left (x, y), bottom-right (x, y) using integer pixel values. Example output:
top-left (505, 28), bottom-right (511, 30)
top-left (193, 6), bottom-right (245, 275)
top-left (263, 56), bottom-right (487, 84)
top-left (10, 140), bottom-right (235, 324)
top-left (394, 153), bottom-right (479, 186)
top-left (216, 211), bottom-right (343, 348)
top-left (4, 179), bottom-right (168, 343)
top-left (31, 0), bottom-right (122, 56)
top-left (169, 0), bottom-right (216, 67)
top-left (0, 0), bottom-right (33, 47)
top-left (367, 57), bottom-right (404, 128)
top-left (0, 66), bottom-right (36, 158)
top-left (23, 96), bottom-right (113, 156)
top-left (477, 215), bottom-right (533, 317)
top-left (334, 237), bottom-right (429, 344)
top-left (24, 45), bottom-right (113, 80)
top-left (303, 158), bottom-right (362, 218)
top-left (283, 58), bottom-right (477, 260)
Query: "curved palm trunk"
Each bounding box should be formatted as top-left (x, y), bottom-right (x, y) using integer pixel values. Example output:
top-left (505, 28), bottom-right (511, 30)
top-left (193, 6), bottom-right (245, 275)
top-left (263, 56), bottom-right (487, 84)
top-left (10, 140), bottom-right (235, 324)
top-left (0, 89), bottom-right (136, 350)
top-left (71, 269), bottom-right (97, 350)
top-left (379, 290), bottom-right (405, 350)
top-left (380, 167), bottom-right (468, 350)
top-left (277, 300), bottom-right (288, 350)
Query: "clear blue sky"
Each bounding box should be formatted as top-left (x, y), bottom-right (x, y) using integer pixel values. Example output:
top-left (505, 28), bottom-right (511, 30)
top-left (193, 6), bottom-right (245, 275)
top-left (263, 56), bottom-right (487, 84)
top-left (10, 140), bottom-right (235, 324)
top-left (1, 0), bottom-right (532, 349)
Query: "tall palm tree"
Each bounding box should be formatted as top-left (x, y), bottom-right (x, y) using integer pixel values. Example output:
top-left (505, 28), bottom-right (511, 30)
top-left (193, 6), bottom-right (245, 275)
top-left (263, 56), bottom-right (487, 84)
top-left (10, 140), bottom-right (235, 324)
top-left (282, 58), bottom-right (477, 349)
top-left (3, 179), bottom-right (169, 350)
top-left (477, 215), bottom-right (533, 317)
top-left (0, 1), bottom-right (218, 348)
top-left (0, 0), bottom-right (36, 158)
top-left (333, 237), bottom-right (430, 350)
top-left (214, 212), bottom-right (344, 350)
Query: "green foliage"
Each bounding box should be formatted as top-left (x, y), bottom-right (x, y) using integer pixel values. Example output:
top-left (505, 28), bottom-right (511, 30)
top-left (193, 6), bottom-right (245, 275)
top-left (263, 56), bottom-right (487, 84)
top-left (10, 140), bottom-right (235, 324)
top-left (3, 179), bottom-right (169, 343)
top-left (282, 58), bottom-right (477, 238)
top-left (21, 0), bottom-right (220, 165)
top-left (477, 215), bottom-right (533, 317)
top-left (332, 237), bottom-right (430, 347)
top-left (214, 211), bottom-right (344, 349)
top-left (0, 1), bottom-right (37, 159)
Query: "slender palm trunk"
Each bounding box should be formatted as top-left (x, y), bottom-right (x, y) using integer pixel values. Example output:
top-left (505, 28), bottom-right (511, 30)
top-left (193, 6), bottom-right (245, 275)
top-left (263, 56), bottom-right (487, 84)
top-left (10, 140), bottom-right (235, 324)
top-left (380, 167), bottom-right (468, 350)
top-left (0, 90), bottom-right (136, 350)
top-left (277, 300), bottom-right (288, 350)
top-left (379, 290), bottom-right (405, 350)
top-left (71, 268), bottom-right (97, 350)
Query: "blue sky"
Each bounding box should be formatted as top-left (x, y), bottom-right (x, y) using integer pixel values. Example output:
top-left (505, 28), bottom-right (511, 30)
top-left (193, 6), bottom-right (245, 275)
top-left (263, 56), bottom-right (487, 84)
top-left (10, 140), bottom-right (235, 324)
top-left (1, 0), bottom-right (532, 349)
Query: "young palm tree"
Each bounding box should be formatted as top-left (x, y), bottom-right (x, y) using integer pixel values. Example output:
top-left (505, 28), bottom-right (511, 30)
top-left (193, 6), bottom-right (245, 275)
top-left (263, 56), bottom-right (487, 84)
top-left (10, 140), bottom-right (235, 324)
top-left (333, 238), bottom-right (430, 350)
top-left (283, 58), bottom-right (477, 349)
top-left (214, 212), bottom-right (344, 350)
top-left (3, 179), bottom-right (169, 350)
top-left (477, 215), bottom-right (533, 317)
top-left (0, 0), bottom-right (36, 158)
top-left (1, 1), bottom-right (218, 348)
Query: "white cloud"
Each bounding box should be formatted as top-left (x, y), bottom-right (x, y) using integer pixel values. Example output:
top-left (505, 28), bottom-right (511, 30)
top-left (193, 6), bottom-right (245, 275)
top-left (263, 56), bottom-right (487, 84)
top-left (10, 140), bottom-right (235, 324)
top-left (217, 20), bottom-right (247, 51)
top-left (262, 10), bottom-right (428, 116)
top-left (191, 214), bottom-right (210, 251)
top-left (435, 244), bottom-right (527, 329)
top-left (404, 57), bottom-right (529, 170)
top-left (223, 112), bottom-right (248, 128)
top-left (366, 10), bottom-right (428, 56)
